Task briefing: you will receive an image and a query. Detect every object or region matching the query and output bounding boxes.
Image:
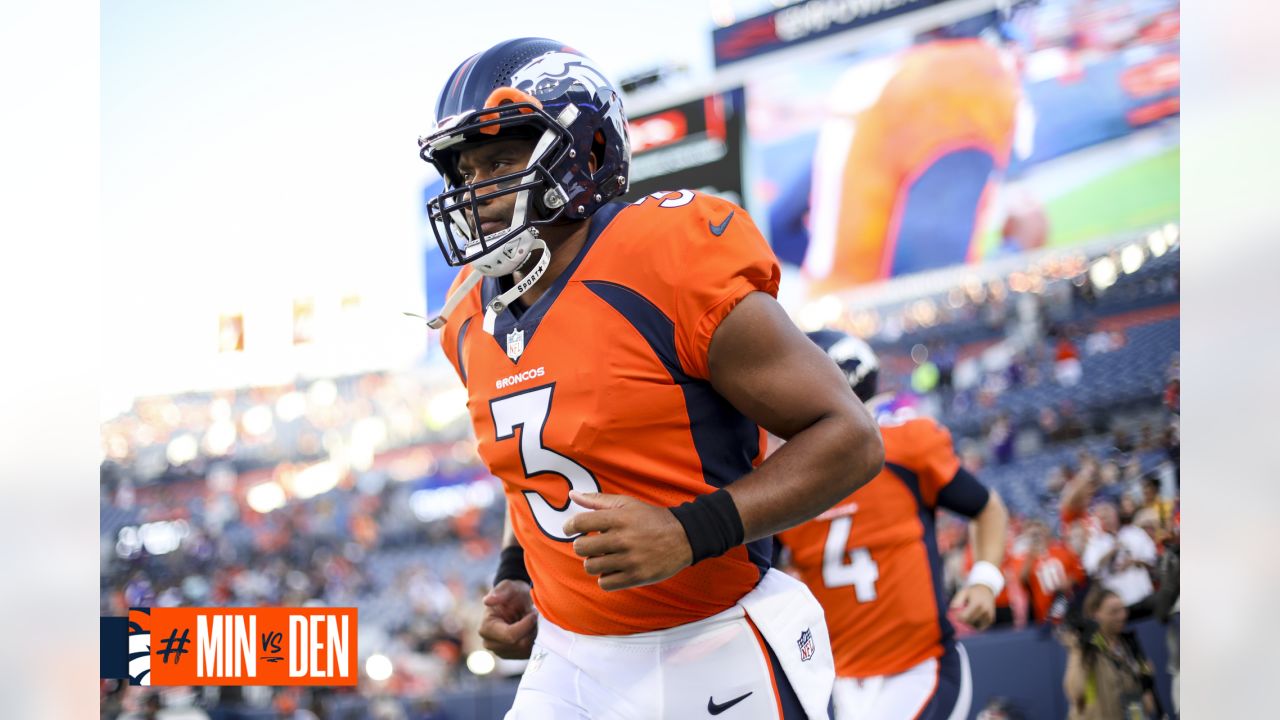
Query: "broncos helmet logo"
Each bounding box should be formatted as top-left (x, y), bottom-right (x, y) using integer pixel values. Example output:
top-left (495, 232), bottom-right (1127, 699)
top-left (128, 607), bottom-right (152, 686)
top-left (510, 51), bottom-right (612, 101)
top-left (511, 52), bottom-right (631, 161)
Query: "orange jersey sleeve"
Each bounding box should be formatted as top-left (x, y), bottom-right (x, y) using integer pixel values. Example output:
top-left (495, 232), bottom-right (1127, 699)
top-left (892, 417), bottom-right (962, 507)
top-left (660, 193), bottom-right (781, 380)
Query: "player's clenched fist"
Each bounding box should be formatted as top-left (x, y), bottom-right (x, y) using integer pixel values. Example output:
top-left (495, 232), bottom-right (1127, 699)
top-left (479, 579), bottom-right (537, 659)
top-left (950, 584), bottom-right (997, 630)
top-left (563, 491), bottom-right (695, 592)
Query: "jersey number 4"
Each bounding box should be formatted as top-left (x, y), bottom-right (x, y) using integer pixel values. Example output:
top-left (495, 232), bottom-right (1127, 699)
top-left (822, 515), bottom-right (880, 602)
top-left (490, 384), bottom-right (600, 541)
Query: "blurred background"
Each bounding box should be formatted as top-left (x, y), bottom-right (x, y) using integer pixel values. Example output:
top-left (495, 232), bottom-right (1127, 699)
top-left (100, 0), bottom-right (1180, 718)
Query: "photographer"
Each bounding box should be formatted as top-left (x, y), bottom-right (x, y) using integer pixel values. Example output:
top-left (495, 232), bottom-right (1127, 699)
top-left (1153, 525), bottom-right (1180, 715)
top-left (1059, 587), bottom-right (1161, 719)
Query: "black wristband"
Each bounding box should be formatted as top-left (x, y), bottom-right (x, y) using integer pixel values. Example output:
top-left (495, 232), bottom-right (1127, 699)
top-left (669, 488), bottom-right (745, 565)
top-left (494, 544), bottom-right (531, 587)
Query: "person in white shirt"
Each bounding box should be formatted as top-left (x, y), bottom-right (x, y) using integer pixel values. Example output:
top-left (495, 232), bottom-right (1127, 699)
top-left (1082, 501), bottom-right (1157, 619)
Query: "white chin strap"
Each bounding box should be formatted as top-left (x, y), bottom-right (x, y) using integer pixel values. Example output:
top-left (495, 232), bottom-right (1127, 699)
top-left (425, 236), bottom-right (550, 334)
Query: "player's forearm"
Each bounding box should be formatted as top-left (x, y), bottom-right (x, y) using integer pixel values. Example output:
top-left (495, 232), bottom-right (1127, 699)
top-left (726, 409), bottom-right (883, 541)
top-left (970, 491), bottom-right (1009, 566)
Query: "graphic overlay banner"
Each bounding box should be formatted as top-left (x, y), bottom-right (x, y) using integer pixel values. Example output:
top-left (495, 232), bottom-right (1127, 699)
top-left (102, 607), bottom-right (357, 686)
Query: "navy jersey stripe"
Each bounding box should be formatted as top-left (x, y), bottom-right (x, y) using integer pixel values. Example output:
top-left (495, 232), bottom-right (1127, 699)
top-left (916, 641), bottom-right (966, 719)
top-left (481, 202), bottom-right (628, 362)
top-left (763, 634), bottom-right (811, 719)
top-left (885, 461), bottom-right (954, 644)
top-left (583, 279), bottom-right (769, 578)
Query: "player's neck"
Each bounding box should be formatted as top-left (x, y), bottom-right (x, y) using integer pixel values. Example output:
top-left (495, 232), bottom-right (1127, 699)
top-left (510, 220), bottom-right (591, 308)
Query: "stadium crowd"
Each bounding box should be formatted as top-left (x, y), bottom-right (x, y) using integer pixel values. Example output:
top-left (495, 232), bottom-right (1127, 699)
top-left (101, 242), bottom-right (1180, 719)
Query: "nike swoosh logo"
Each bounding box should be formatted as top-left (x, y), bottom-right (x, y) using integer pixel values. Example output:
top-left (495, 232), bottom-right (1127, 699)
top-left (708, 210), bottom-right (734, 236)
top-left (707, 691), bottom-right (752, 715)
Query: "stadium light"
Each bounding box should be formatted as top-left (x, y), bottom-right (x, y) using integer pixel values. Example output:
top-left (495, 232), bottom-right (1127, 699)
top-left (1147, 230), bottom-right (1167, 257)
top-left (1089, 257), bottom-right (1118, 291)
top-left (138, 519), bottom-right (189, 556)
top-left (241, 405), bottom-right (274, 437)
top-left (247, 481), bottom-right (287, 514)
top-left (365, 653), bottom-right (394, 682)
top-left (291, 461), bottom-right (341, 499)
top-left (275, 391), bottom-right (307, 422)
top-left (166, 434), bottom-right (199, 466)
top-left (1120, 243), bottom-right (1146, 274)
top-left (203, 419), bottom-right (237, 456)
top-left (308, 379), bottom-right (338, 407)
top-left (467, 650), bottom-right (497, 676)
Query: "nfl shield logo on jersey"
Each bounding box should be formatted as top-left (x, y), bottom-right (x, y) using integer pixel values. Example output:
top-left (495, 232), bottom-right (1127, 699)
top-left (506, 328), bottom-right (525, 361)
top-left (797, 628), bottom-right (815, 662)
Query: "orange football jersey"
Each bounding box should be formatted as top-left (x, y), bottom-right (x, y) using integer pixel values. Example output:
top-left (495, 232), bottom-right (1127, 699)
top-left (1023, 543), bottom-right (1086, 623)
top-left (439, 191), bottom-right (781, 636)
top-left (777, 415), bottom-right (973, 678)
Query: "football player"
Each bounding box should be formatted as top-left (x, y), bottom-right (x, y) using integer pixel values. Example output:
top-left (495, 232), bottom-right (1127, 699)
top-left (419, 38), bottom-right (884, 719)
top-left (776, 330), bottom-right (1009, 720)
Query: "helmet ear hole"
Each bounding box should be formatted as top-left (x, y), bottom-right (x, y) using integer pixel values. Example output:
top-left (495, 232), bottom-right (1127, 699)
top-left (589, 130), bottom-right (605, 174)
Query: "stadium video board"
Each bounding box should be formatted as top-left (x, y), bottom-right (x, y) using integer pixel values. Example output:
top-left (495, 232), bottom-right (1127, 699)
top-left (740, 0), bottom-right (1180, 297)
top-left (623, 88), bottom-right (747, 207)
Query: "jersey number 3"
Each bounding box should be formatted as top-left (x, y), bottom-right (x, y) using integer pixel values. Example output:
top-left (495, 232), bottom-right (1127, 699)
top-left (491, 384), bottom-right (600, 541)
top-left (823, 515), bottom-right (880, 602)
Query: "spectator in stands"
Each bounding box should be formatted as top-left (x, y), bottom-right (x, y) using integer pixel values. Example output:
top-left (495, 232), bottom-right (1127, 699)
top-left (936, 344), bottom-right (957, 395)
top-left (1141, 475), bottom-right (1174, 530)
top-left (1117, 494), bottom-right (1138, 525)
top-left (1163, 419), bottom-right (1180, 487)
top-left (1152, 526), bottom-right (1180, 715)
top-left (976, 697), bottom-right (1029, 720)
top-left (1132, 508), bottom-right (1164, 548)
top-left (1054, 334), bottom-right (1083, 386)
top-left (1057, 402), bottom-right (1087, 441)
top-left (1037, 407), bottom-right (1062, 444)
top-left (1060, 587), bottom-right (1160, 720)
top-left (989, 412), bottom-right (1016, 465)
top-left (1043, 465), bottom-right (1067, 495)
top-left (1082, 501), bottom-right (1157, 619)
top-left (1112, 428), bottom-right (1135, 455)
top-left (1059, 456), bottom-right (1099, 534)
top-left (1018, 519), bottom-right (1086, 625)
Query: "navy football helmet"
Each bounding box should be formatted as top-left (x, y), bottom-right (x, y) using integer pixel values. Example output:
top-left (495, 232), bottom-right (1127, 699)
top-left (418, 38), bottom-right (631, 281)
top-left (807, 329), bottom-right (880, 403)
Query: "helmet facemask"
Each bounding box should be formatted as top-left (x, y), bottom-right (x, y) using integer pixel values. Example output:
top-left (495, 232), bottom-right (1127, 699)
top-left (420, 101), bottom-right (580, 331)
top-left (417, 42), bottom-right (631, 332)
top-left (421, 102), bottom-right (576, 278)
